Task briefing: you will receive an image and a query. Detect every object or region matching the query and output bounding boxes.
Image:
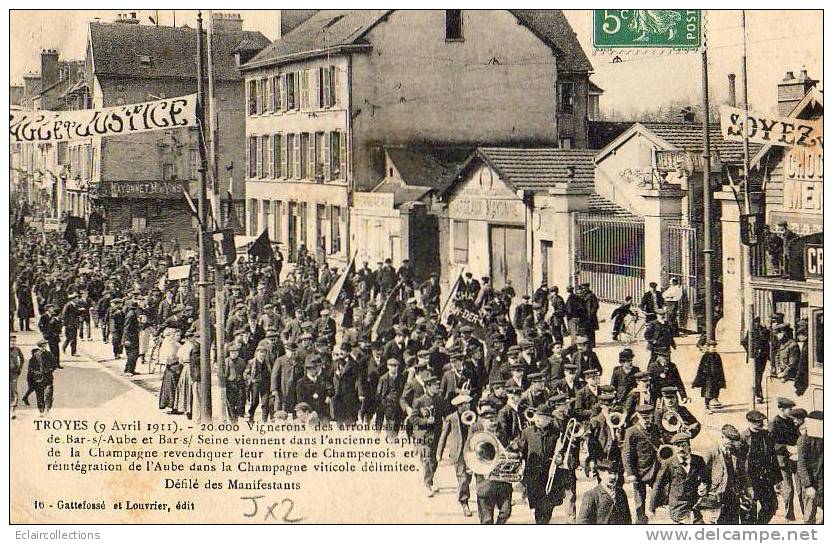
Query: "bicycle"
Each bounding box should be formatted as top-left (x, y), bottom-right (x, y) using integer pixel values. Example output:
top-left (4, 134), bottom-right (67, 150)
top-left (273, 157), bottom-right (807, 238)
top-left (616, 310), bottom-right (646, 345)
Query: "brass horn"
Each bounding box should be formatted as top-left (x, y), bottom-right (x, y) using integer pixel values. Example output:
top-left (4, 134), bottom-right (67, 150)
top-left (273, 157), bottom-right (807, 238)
top-left (524, 407), bottom-right (536, 423)
top-left (661, 409), bottom-right (683, 433)
top-left (656, 444), bottom-right (675, 462)
top-left (461, 409), bottom-right (478, 426)
top-left (464, 431), bottom-right (503, 476)
top-left (606, 411), bottom-right (626, 429)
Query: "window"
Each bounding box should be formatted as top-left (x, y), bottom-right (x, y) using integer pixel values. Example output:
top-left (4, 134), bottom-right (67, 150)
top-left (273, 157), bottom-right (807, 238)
top-left (272, 201), bottom-right (282, 243)
top-left (559, 137), bottom-right (574, 150)
top-left (247, 136), bottom-right (258, 178)
top-left (316, 204), bottom-right (329, 255)
top-left (272, 134), bottom-right (282, 178)
top-left (162, 163), bottom-right (177, 181)
top-left (132, 216), bottom-right (147, 231)
top-left (452, 220), bottom-right (469, 263)
top-left (314, 132), bottom-right (325, 181)
top-left (286, 72), bottom-right (297, 110)
top-left (248, 198), bottom-right (259, 234)
top-left (247, 80), bottom-right (257, 115)
top-left (286, 134), bottom-right (296, 178)
top-left (813, 310), bottom-right (823, 369)
top-left (258, 78), bottom-right (268, 114)
top-left (300, 70), bottom-right (310, 110)
top-left (269, 75), bottom-right (279, 113)
top-left (299, 201), bottom-right (307, 246)
top-left (261, 200), bottom-right (270, 237)
top-left (255, 136), bottom-right (263, 178)
top-left (318, 66), bottom-right (338, 108)
top-left (445, 10), bottom-right (463, 41)
top-left (331, 205), bottom-right (342, 254)
top-left (330, 131), bottom-right (345, 180)
top-left (558, 81), bottom-right (575, 114)
top-left (260, 135), bottom-right (270, 178)
top-left (300, 133), bottom-right (310, 179)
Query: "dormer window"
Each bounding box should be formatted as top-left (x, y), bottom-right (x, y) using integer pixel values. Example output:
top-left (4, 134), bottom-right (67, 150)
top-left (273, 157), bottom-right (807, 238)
top-left (445, 10), bottom-right (463, 41)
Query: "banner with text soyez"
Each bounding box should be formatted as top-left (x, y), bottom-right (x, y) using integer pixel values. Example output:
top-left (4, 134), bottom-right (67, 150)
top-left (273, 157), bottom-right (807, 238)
top-left (10, 94), bottom-right (198, 143)
top-left (719, 105), bottom-right (822, 149)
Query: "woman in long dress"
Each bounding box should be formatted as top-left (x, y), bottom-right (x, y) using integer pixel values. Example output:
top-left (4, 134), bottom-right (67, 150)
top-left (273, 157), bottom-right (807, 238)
top-left (174, 333), bottom-right (196, 418)
top-left (158, 328), bottom-right (182, 412)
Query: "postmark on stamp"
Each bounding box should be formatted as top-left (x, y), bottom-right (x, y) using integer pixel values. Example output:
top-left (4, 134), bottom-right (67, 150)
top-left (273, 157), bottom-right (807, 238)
top-left (593, 9), bottom-right (702, 49)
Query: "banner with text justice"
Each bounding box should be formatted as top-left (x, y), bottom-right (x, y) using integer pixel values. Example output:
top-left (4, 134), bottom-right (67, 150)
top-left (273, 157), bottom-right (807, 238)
top-left (10, 94), bottom-right (198, 143)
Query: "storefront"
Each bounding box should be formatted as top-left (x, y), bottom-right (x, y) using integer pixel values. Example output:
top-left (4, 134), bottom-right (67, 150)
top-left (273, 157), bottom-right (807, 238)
top-left (746, 86), bottom-right (823, 409)
top-left (443, 157), bottom-right (531, 293)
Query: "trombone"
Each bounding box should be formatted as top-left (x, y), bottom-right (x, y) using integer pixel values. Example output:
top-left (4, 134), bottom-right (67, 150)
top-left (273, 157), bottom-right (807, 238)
top-left (546, 418), bottom-right (586, 494)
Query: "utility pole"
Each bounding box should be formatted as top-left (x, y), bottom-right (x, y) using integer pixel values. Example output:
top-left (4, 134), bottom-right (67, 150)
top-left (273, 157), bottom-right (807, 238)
top-left (196, 11), bottom-right (212, 422)
top-left (701, 40), bottom-right (715, 344)
top-left (206, 10), bottom-right (227, 421)
top-left (740, 10), bottom-right (755, 408)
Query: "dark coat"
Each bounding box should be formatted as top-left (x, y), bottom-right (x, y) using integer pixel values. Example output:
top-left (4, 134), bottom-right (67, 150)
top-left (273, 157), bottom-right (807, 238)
top-left (332, 357), bottom-right (360, 421)
top-left (622, 423), bottom-right (661, 484)
top-left (15, 282), bottom-right (35, 319)
top-left (692, 352), bottom-right (726, 399)
top-left (577, 484), bottom-right (632, 524)
top-left (648, 454), bottom-right (708, 522)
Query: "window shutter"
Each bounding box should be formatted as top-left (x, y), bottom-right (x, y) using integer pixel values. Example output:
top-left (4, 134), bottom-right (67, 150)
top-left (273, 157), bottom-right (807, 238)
top-left (285, 134), bottom-right (292, 177)
top-left (263, 135), bottom-right (271, 178)
top-left (314, 68), bottom-right (322, 109)
top-left (256, 137), bottom-right (262, 178)
top-left (339, 131), bottom-right (347, 180)
top-left (331, 66), bottom-right (339, 107)
top-left (323, 132), bottom-right (331, 181)
top-left (308, 134), bottom-right (315, 180)
top-left (323, 67), bottom-right (331, 108)
top-left (280, 74), bottom-right (287, 111)
top-left (299, 71), bottom-right (308, 110)
top-left (293, 135), bottom-right (301, 179)
top-left (272, 134), bottom-right (281, 178)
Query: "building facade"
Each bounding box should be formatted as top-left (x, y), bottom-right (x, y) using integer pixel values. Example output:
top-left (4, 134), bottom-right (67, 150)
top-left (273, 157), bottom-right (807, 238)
top-left (85, 13), bottom-right (268, 245)
top-left (241, 9), bottom-right (593, 268)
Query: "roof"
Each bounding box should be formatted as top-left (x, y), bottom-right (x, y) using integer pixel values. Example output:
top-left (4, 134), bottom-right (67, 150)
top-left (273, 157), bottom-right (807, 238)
top-left (509, 10), bottom-right (593, 73)
top-left (596, 122), bottom-right (761, 166)
top-left (446, 147), bottom-right (595, 197)
top-left (89, 22), bottom-right (270, 81)
top-left (371, 179), bottom-right (432, 207)
top-left (751, 86), bottom-right (823, 169)
top-left (371, 147), bottom-right (472, 206)
top-left (244, 10), bottom-right (592, 73)
top-left (640, 122), bottom-right (761, 166)
top-left (586, 193), bottom-right (639, 218)
top-left (589, 80), bottom-right (604, 95)
top-left (243, 10), bottom-right (389, 69)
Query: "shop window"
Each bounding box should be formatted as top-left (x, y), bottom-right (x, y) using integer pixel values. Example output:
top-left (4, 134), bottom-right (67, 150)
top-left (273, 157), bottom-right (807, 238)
top-left (813, 310), bottom-right (823, 369)
top-left (445, 10), bottom-right (463, 41)
top-left (453, 220), bottom-right (469, 264)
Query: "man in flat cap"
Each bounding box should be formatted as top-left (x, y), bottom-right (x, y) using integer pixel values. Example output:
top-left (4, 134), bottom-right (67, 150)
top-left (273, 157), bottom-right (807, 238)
top-left (640, 281), bottom-right (665, 316)
top-left (467, 404), bottom-right (513, 524)
top-left (577, 458), bottom-right (632, 524)
top-left (376, 358), bottom-right (406, 436)
top-left (770, 397), bottom-right (800, 520)
top-left (574, 368), bottom-right (602, 420)
top-left (623, 403), bottom-right (662, 523)
top-left (738, 410), bottom-right (781, 523)
top-left (796, 411), bottom-right (823, 523)
top-left (648, 432), bottom-right (708, 523)
top-left (655, 386), bottom-right (700, 444)
top-left (569, 335), bottom-right (602, 388)
top-left (411, 375), bottom-right (443, 497)
top-left (700, 424), bottom-right (751, 524)
top-left (437, 393), bottom-right (475, 517)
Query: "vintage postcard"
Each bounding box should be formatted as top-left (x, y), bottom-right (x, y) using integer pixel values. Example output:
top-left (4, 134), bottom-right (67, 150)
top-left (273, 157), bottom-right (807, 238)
top-left (8, 7), bottom-right (825, 528)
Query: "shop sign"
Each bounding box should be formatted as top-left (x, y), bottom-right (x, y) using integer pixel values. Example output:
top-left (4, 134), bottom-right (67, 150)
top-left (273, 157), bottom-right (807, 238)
top-left (448, 197), bottom-right (525, 224)
top-left (804, 244), bottom-right (823, 279)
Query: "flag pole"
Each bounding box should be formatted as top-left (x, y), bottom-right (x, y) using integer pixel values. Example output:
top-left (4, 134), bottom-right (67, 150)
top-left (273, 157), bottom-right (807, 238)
top-left (740, 10), bottom-right (755, 408)
top-left (196, 11), bottom-right (213, 422)
top-left (701, 27), bottom-right (715, 344)
top-left (206, 9), bottom-right (228, 422)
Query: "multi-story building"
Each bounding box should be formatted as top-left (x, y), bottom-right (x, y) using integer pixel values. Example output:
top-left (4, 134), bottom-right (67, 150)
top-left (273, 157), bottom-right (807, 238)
top-left (240, 9), bottom-right (593, 267)
top-left (84, 12), bottom-right (269, 244)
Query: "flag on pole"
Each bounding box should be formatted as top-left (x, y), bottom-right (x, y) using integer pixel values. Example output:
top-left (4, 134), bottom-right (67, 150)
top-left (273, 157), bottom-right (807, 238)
top-left (439, 267), bottom-right (484, 337)
top-left (247, 229), bottom-right (274, 262)
top-left (63, 216), bottom-right (85, 249)
top-left (439, 266), bottom-right (464, 324)
top-left (371, 281), bottom-right (403, 342)
top-left (326, 250), bottom-right (357, 306)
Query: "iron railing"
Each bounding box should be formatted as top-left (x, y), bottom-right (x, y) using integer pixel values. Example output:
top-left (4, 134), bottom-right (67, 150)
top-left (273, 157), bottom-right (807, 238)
top-left (575, 214), bottom-right (645, 303)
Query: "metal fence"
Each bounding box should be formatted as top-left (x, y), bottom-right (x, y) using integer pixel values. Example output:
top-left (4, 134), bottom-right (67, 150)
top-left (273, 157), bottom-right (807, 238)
top-left (663, 222), bottom-right (700, 329)
top-left (575, 214), bottom-right (645, 303)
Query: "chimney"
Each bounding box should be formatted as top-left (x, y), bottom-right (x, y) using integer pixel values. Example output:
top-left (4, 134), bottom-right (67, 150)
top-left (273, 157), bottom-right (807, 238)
top-left (115, 12), bottom-right (140, 24)
top-left (280, 10), bottom-right (318, 38)
top-left (778, 67), bottom-right (817, 116)
top-left (22, 72), bottom-right (41, 98)
top-left (40, 49), bottom-right (59, 91)
top-left (212, 12), bottom-right (243, 33)
top-left (727, 73), bottom-right (737, 108)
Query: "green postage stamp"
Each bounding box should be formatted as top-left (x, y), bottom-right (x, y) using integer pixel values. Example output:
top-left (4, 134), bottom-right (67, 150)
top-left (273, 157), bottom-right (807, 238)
top-left (593, 9), bottom-right (702, 49)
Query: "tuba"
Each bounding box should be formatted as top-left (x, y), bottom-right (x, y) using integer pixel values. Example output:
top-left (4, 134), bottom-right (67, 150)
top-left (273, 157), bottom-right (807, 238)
top-left (656, 444), bottom-right (675, 462)
top-left (524, 407), bottom-right (537, 423)
top-left (464, 431), bottom-right (525, 483)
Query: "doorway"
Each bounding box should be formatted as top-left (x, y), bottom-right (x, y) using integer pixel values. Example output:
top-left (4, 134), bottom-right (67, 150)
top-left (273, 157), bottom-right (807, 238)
top-left (489, 225), bottom-right (527, 293)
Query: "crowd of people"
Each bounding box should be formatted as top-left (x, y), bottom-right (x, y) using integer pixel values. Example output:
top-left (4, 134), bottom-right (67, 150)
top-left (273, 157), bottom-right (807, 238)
top-left (9, 215), bottom-right (823, 525)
